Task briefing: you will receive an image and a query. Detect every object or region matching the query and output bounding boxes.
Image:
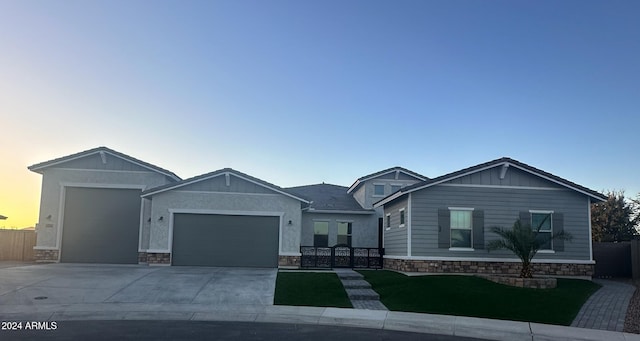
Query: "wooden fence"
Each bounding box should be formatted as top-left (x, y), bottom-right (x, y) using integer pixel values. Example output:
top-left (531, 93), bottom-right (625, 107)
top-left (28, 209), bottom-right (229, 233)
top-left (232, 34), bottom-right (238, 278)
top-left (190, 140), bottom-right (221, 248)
top-left (0, 229), bottom-right (36, 261)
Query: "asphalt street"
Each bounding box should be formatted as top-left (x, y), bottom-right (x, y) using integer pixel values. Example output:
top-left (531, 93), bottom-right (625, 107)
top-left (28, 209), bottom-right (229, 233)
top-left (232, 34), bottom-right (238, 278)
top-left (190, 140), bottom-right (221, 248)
top-left (0, 320), bottom-right (488, 341)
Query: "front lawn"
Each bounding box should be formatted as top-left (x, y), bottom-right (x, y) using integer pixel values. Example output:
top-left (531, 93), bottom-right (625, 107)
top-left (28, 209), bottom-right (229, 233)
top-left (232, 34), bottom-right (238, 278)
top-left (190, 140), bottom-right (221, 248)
top-left (274, 272), bottom-right (352, 308)
top-left (358, 270), bottom-right (600, 325)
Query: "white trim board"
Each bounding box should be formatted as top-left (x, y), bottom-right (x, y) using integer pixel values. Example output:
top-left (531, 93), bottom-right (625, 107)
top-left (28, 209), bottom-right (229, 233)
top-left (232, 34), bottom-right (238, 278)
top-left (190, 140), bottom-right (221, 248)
top-left (279, 252), bottom-right (302, 257)
top-left (438, 183), bottom-right (566, 191)
top-left (60, 182), bottom-right (147, 190)
top-left (171, 190), bottom-right (282, 197)
top-left (52, 168), bottom-right (160, 175)
top-left (303, 209), bottom-right (375, 215)
top-left (407, 194), bottom-right (412, 256)
top-left (588, 197), bottom-right (594, 262)
top-left (168, 208), bottom-right (286, 216)
top-left (138, 197), bottom-right (146, 252)
top-left (145, 249), bottom-right (171, 253)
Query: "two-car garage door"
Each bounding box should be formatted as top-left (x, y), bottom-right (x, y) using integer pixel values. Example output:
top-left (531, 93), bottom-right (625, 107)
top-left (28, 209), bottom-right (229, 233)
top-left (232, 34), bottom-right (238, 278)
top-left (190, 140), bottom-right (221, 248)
top-left (172, 214), bottom-right (279, 268)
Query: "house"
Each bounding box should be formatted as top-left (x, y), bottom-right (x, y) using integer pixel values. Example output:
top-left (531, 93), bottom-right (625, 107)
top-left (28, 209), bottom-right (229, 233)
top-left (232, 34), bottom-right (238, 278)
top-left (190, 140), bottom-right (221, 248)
top-left (28, 147), bottom-right (604, 276)
top-left (374, 157), bottom-right (606, 277)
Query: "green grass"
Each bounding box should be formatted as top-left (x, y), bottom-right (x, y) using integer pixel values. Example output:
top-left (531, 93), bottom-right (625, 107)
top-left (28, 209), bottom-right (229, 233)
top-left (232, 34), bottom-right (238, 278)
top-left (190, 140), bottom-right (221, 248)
top-left (357, 270), bottom-right (600, 325)
top-left (274, 272), bottom-right (352, 308)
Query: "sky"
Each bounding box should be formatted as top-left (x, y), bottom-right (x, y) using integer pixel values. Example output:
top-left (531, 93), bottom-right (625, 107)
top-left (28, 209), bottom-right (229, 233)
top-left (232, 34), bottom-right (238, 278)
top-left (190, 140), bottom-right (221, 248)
top-left (1, 0), bottom-right (638, 228)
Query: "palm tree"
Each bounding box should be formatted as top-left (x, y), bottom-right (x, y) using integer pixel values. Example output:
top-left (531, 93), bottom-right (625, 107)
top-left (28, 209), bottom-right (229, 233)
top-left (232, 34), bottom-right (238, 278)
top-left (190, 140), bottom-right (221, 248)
top-left (487, 217), bottom-right (572, 278)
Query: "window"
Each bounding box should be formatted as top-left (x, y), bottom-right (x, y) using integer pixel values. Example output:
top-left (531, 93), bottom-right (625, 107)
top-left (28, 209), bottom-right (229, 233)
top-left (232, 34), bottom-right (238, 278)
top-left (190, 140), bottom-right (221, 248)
top-left (337, 222), bottom-right (352, 246)
top-left (390, 184), bottom-right (402, 193)
top-left (373, 184), bottom-right (385, 196)
top-left (313, 221), bottom-right (329, 247)
top-left (532, 212), bottom-right (552, 250)
top-left (399, 208), bottom-right (405, 227)
top-left (385, 213), bottom-right (391, 229)
top-left (450, 210), bottom-right (472, 248)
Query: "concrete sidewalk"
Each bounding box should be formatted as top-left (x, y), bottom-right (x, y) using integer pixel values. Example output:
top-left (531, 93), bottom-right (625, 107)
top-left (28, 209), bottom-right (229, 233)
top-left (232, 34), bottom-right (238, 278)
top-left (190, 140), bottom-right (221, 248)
top-left (1, 302), bottom-right (639, 341)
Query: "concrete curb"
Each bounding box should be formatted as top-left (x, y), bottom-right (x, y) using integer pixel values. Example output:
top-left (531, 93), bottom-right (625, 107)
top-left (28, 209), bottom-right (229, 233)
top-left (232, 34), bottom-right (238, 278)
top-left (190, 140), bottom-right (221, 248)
top-left (1, 304), bottom-right (639, 341)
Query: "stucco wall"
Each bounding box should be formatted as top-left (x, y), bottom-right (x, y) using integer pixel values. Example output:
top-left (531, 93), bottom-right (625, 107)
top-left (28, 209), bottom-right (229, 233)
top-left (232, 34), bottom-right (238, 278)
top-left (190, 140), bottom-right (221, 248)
top-left (34, 168), bottom-right (173, 250)
top-left (147, 190), bottom-right (303, 254)
top-left (300, 212), bottom-right (378, 248)
top-left (139, 198), bottom-right (152, 250)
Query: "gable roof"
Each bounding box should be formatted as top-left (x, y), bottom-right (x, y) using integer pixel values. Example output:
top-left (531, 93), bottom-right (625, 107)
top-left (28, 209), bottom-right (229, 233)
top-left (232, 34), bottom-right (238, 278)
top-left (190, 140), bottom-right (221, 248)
top-left (347, 166), bottom-right (428, 194)
top-left (374, 157), bottom-right (607, 207)
top-left (28, 146), bottom-right (181, 181)
top-left (141, 168), bottom-right (309, 203)
top-left (287, 183), bottom-right (374, 214)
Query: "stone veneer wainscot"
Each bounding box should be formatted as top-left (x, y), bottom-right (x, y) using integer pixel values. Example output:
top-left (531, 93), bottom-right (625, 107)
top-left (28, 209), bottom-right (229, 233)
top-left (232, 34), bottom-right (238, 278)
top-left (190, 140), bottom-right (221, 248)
top-left (384, 259), bottom-right (594, 277)
top-left (278, 255), bottom-right (301, 267)
top-left (34, 249), bottom-right (59, 262)
top-left (146, 253), bottom-right (171, 265)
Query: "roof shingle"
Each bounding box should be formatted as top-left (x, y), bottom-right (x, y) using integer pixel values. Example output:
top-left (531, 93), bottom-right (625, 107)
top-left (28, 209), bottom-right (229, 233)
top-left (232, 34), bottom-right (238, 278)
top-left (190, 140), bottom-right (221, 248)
top-left (287, 183), bottom-right (373, 213)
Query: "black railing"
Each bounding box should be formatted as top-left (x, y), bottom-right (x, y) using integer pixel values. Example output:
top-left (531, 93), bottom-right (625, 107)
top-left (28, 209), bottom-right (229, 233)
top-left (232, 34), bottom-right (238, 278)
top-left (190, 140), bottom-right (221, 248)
top-left (300, 245), bottom-right (383, 269)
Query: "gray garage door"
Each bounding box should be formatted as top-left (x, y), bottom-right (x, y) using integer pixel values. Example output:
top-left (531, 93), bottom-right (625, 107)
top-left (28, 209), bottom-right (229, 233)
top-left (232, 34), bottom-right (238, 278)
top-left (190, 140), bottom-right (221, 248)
top-left (172, 214), bottom-right (279, 267)
top-left (60, 187), bottom-right (141, 264)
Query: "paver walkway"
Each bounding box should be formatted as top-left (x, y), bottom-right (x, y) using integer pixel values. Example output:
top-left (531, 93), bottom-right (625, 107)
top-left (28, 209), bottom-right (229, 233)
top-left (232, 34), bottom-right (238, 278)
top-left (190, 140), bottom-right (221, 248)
top-left (571, 279), bottom-right (636, 331)
top-left (334, 269), bottom-right (388, 311)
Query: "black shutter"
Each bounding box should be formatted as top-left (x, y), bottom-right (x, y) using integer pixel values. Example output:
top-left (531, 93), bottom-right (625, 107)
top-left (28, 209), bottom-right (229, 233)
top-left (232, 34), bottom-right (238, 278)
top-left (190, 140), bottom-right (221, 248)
top-left (553, 213), bottom-right (564, 252)
top-left (438, 209), bottom-right (450, 248)
top-left (519, 211), bottom-right (530, 227)
top-left (473, 210), bottom-right (485, 249)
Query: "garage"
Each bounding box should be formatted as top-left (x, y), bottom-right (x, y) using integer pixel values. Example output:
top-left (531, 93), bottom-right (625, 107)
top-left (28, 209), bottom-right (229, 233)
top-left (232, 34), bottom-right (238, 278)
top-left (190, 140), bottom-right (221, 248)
top-left (60, 187), bottom-right (141, 264)
top-left (172, 213), bottom-right (280, 267)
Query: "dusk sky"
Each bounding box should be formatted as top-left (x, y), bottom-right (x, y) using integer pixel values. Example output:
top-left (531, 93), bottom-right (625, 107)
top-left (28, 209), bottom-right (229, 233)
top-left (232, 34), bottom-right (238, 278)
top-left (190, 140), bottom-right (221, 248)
top-left (1, 1), bottom-right (638, 228)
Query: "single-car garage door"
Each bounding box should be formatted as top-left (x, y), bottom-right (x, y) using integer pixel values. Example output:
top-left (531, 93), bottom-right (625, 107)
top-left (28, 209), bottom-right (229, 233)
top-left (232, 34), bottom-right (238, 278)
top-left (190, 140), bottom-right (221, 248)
top-left (172, 214), bottom-right (279, 267)
top-left (60, 187), bottom-right (141, 264)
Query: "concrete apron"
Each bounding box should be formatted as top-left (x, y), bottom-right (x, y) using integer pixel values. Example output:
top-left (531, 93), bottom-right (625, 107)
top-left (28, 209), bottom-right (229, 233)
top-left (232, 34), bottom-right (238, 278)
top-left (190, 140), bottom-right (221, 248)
top-left (0, 263), bottom-right (277, 308)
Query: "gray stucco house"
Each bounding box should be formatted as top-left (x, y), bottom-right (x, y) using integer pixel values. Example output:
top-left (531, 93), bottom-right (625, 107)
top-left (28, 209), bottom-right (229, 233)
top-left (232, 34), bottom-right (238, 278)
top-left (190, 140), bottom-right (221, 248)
top-left (28, 147), bottom-right (604, 276)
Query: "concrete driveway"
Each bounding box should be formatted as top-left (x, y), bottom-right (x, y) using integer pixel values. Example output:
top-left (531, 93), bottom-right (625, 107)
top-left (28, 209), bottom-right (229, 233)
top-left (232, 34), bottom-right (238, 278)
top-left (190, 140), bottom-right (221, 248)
top-left (0, 263), bottom-right (277, 308)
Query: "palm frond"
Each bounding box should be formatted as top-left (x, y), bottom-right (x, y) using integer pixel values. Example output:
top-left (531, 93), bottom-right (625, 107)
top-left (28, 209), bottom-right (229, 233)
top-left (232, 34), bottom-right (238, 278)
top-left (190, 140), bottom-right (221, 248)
top-left (488, 219), bottom-right (573, 267)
